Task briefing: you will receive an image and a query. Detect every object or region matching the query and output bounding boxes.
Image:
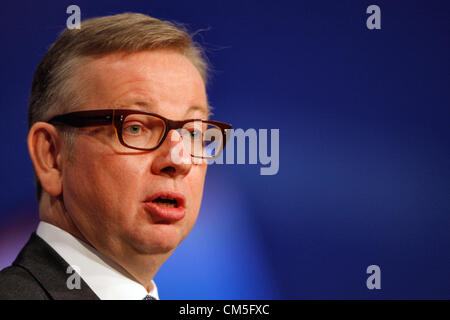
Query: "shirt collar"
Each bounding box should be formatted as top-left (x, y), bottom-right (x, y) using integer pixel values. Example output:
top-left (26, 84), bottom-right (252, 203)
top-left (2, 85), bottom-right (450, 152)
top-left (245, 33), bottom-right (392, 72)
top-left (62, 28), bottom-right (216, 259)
top-left (36, 221), bottom-right (159, 300)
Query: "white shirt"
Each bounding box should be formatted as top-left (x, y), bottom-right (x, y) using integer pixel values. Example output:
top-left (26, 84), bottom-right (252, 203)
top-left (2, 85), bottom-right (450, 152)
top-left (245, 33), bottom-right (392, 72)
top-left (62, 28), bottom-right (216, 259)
top-left (36, 221), bottom-right (159, 300)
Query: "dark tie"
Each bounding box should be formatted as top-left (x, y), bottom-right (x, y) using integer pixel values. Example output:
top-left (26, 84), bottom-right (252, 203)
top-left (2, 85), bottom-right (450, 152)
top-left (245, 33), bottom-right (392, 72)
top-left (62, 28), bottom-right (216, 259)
top-left (143, 295), bottom-right (156, 300)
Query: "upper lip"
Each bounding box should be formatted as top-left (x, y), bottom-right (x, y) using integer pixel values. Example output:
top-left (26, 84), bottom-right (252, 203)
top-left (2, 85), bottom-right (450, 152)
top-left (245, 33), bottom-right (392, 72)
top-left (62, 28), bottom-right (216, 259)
top-left (144, 191), bottom-right (186, 208)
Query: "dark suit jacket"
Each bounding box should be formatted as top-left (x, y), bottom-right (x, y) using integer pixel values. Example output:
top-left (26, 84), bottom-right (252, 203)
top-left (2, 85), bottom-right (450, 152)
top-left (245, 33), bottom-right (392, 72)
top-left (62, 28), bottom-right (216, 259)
top-left (0, 233), bottom-right (99, 300)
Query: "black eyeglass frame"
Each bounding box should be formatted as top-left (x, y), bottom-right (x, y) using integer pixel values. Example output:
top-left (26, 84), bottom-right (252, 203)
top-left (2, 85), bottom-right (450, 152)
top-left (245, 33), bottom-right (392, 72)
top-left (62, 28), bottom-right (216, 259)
top-left (47, 109), bottom-right (232, 158)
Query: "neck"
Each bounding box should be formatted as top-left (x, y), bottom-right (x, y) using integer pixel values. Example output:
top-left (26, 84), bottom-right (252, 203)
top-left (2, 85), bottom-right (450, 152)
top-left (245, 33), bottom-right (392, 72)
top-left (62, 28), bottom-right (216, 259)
top-left (39, 193), bottom-right (88, 243)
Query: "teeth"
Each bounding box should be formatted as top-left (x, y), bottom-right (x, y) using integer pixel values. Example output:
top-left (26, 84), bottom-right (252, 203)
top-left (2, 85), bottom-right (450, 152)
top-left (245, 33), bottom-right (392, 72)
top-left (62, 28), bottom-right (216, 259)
top-left (154, 201), bottom-right (176, 208)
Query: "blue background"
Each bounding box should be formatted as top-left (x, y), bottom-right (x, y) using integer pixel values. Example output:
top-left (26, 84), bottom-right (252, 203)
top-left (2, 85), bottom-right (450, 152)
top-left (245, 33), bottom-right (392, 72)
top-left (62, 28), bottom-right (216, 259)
top-left (0, 0), bottom-right (449, 299)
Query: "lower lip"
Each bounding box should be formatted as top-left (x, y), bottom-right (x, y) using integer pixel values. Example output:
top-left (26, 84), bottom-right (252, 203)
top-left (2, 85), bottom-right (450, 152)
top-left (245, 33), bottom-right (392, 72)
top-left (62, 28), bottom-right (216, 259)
top-left (143, 202), bottom-right (186, 222)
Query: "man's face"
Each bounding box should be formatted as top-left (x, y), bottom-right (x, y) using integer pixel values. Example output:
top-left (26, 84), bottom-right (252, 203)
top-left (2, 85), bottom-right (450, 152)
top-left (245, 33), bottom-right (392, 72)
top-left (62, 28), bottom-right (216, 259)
top-left (61, 50), bottom-right (208, 257)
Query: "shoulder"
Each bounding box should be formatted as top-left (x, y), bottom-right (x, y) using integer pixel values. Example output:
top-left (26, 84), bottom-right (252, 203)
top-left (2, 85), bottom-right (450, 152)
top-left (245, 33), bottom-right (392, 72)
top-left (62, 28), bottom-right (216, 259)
top-left (0, 265), bottom-right (49, 300)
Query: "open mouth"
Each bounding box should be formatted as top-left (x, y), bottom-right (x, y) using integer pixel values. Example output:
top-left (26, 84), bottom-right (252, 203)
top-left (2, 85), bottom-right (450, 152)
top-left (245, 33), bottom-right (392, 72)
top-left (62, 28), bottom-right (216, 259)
top-left (152, 197), bottom-right (178, 208)
top-left (144, 191), bottom-right (186, 222)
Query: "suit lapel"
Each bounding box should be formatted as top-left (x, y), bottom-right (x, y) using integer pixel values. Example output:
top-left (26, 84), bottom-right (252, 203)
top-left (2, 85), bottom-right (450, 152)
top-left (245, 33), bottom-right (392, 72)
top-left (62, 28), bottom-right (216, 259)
top-left (13, 233), bottom-right (99, 300)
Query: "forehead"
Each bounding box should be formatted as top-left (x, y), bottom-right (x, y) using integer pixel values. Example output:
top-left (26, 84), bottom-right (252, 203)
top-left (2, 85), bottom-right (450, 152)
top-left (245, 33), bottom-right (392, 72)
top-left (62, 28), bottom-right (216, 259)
top-left (72, 50), bottom-right (209, 118)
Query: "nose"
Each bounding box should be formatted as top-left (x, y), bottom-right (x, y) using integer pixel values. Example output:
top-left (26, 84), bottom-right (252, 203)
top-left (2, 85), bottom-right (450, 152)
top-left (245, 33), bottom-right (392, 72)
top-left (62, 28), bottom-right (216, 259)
top-left (151, 129), bottom-right (192, 178)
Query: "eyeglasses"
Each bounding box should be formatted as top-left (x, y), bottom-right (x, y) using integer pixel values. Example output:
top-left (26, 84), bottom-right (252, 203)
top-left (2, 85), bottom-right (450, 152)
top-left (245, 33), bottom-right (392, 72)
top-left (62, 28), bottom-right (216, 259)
top-left (47, 109), bottom-right (232, 159)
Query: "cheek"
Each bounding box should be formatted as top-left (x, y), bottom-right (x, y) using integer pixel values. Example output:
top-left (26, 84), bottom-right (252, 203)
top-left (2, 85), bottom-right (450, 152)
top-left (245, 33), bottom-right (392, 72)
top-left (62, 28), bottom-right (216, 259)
top-left (174, 164), bottom-right (206, 243)
top-left (186, 164), bottom-right (207, 216)
top-left (89, 155), bottom-right (147, 212)
top-left (64, 144), bottom-right (149, 226)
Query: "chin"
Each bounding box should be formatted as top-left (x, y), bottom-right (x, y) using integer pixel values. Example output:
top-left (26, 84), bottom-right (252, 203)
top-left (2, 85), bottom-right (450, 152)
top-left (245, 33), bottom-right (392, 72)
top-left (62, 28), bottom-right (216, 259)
top-left (135, 223), bottom-right (184, 254)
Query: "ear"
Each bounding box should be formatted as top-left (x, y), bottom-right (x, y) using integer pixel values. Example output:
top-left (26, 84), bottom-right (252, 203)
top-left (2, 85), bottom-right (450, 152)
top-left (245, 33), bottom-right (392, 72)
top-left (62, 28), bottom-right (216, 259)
top-left (27, 122), bottom-right (64, 197)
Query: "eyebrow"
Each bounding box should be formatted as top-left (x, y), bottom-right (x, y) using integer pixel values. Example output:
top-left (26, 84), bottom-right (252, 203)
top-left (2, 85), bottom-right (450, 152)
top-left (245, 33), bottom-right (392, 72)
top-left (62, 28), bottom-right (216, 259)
top-left (130, 101), bottom-right (211, 119)
top-left (185, 105), bottom-right (211, 119)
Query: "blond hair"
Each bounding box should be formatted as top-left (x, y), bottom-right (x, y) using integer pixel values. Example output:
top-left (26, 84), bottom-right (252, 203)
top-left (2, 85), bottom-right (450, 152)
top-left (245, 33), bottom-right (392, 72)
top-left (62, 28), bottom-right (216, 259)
top-left (28, 13), bottom-right (210, 200)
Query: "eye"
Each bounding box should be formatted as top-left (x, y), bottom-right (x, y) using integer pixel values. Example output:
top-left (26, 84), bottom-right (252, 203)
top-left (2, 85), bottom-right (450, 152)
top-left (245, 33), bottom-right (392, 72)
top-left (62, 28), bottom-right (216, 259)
top-left (190, 129), bottom-right (203, 140)
top-left (124, 124), bottom-right (143, 135)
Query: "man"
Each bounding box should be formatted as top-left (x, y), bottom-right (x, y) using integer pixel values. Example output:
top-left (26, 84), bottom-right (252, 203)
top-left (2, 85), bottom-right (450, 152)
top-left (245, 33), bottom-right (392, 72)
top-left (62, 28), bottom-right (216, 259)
top-left (0, 13), bottom-right (231, 300)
